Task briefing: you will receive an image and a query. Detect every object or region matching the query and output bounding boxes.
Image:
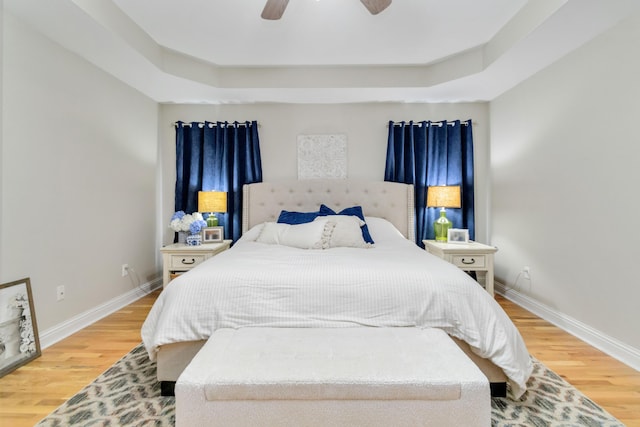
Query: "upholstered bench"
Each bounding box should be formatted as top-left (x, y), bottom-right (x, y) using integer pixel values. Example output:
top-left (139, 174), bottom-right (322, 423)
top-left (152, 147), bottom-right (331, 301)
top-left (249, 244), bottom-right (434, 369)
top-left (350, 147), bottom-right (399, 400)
top-left (175, 327), bottom-right (490, 427)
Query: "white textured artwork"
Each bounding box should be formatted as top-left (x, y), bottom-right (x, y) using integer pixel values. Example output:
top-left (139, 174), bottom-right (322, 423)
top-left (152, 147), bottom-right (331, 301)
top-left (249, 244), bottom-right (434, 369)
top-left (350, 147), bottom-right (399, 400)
top-left (297, 134), bottom-right (347, 180)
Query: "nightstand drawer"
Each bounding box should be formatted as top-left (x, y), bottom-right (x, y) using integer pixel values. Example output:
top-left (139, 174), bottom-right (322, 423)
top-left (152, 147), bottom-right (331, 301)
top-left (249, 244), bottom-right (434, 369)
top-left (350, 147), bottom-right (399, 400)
top-left (451, 255), bottom-right (486, 268)
top-left (161, 240), bottom-right (232, 288)
top-left (423, 240), bottom-right (497, 297)
top-left (169, 254), bottom-right (207, 270)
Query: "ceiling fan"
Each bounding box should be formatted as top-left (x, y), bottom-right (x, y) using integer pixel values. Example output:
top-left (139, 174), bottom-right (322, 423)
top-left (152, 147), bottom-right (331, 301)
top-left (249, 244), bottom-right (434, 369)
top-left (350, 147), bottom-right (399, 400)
top-left (261, 0), bottom-right (392, 20)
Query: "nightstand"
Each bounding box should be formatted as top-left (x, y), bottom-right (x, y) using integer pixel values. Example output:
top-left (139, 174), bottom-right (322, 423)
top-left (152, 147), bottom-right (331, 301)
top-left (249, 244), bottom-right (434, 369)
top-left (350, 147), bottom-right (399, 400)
top-left (160, 240), bottom-right (232, 288)
top-left (423, 240), bottom-right (498, 296)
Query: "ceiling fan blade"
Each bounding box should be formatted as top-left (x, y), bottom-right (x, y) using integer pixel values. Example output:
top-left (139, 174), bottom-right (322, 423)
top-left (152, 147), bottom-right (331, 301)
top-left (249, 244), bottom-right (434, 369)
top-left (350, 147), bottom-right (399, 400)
top-left (360, 0), bottom-right (392, 15)
top-left (261, 0), bottom-right (289, 20)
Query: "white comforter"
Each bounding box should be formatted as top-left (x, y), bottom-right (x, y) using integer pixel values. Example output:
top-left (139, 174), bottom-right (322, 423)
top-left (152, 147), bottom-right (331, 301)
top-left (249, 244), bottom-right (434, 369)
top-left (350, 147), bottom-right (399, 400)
top-left (142, 218), bottom-right (532, 398)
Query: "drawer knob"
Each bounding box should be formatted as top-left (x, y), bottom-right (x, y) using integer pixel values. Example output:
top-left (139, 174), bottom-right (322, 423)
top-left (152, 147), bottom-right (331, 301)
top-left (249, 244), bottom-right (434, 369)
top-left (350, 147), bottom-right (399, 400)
top-left (461, 258), bottom-right (475, 265)
top-left (181, 258), bottom-right (196, 265)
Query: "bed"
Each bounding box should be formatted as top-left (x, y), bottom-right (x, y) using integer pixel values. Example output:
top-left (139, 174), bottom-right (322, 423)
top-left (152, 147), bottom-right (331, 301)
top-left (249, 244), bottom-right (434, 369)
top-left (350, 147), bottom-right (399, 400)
top-left (142, 180), bottom-right (533, 399)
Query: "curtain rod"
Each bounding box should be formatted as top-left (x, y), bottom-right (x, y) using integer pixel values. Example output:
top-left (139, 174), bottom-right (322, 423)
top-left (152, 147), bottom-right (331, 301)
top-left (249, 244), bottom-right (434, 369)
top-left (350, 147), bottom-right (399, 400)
top-left (173, 121), bottom-right (260, 128)
top-left (173, 121), bottom-right (469, 128)
top-left (388, 120), bottom-right (473, 128)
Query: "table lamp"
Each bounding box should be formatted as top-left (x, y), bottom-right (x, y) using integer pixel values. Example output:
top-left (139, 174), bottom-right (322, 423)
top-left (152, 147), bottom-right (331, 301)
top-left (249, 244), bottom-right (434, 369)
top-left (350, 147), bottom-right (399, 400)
top-left (426, 185), bottom-right (461, 242)
top-left (198, 191), bottom-right (227, 227)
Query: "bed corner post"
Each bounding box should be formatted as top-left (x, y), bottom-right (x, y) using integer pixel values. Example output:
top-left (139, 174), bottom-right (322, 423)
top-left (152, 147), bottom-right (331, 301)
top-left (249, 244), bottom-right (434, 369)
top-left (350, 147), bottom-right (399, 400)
top-left (242, 184), bottom-right (251, 234)
top-left (407, 184), bottom-right (416, 242)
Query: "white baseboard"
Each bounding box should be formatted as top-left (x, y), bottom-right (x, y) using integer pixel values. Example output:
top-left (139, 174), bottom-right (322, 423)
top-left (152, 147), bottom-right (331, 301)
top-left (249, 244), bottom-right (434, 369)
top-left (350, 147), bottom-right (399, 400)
top-left (495, 281), bottom-right (640, 372)
top-left (39, 278), bottom-right (162, 349)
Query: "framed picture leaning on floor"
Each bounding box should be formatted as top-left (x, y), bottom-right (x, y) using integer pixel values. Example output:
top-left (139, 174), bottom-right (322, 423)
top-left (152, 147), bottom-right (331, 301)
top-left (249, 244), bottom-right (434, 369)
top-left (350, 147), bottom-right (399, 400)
top-left (0, 278), bottom-right (41, 377)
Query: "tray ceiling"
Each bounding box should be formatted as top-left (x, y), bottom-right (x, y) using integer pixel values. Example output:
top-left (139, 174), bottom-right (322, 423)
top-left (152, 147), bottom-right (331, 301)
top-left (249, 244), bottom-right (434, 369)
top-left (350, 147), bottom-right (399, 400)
top-left (5, 0), bottom-right (639, 104)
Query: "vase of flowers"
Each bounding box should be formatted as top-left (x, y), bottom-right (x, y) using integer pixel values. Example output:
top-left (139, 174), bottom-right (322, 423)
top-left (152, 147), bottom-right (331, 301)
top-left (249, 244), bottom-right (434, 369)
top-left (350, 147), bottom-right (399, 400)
top-left (170, 211), bottom-right (207, 245)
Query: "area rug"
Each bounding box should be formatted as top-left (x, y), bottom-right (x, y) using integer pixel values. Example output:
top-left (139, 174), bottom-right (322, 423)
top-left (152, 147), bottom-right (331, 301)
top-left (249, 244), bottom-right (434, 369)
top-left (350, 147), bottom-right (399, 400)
top-left (35, 344), bottom-right (624, 427)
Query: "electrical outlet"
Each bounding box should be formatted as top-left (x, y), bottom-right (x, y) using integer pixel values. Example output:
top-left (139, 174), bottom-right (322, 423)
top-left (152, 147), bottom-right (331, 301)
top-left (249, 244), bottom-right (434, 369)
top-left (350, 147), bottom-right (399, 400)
top-left (523, 266), bottom-right (531, 280)
top-left (121, 264), bottom-right (129, 277)
top-left (56, 285), bottom-right (65, 301)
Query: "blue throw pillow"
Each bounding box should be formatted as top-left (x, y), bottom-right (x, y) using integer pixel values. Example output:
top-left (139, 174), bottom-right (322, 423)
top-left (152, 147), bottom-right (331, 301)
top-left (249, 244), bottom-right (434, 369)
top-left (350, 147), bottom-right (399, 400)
top-left (319, 204), bottom-right (375, 244)
top-left (277, 210), bottom-right (320, 225)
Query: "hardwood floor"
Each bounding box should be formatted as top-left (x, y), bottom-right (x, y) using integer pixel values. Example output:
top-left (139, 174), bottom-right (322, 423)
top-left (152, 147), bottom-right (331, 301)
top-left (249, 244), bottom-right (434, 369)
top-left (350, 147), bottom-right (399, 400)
top-left (500, 296), bottom-right (640, 426)
top-left (0, 291), bottom-right (638, 426)
top-left (0, 291), bottom-right (157, 427)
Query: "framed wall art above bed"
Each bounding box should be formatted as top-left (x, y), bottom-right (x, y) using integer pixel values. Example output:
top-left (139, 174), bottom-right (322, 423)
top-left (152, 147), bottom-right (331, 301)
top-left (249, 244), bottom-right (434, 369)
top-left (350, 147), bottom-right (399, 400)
top-left (297, 134), bottom-right (347, 180)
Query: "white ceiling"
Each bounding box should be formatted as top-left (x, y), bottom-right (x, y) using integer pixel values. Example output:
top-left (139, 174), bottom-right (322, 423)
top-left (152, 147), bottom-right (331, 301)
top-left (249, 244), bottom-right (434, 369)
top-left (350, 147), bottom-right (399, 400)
top-left (5, 0), bottom-right (640, 104)
top-left (112, 0), bottom-right (527, 67)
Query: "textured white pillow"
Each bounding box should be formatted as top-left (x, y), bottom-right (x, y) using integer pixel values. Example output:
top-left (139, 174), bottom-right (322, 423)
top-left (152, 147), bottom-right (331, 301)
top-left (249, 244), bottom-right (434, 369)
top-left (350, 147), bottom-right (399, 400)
top-left (315, 215), bottom-right (370, 248)
top-left (256, 220), bottom-right (328, 249)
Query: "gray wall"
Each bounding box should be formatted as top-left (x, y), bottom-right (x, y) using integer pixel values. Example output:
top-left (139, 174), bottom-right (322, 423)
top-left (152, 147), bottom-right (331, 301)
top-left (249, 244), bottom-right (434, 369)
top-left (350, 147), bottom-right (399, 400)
top-left (490, 13), bottom-right (640, 357)
top-left (0, 0), bottom-right (4, 280)
top-left (1, 11), bottom-right (159, 331)
top-left (159, 103), bottom-right (490, 246)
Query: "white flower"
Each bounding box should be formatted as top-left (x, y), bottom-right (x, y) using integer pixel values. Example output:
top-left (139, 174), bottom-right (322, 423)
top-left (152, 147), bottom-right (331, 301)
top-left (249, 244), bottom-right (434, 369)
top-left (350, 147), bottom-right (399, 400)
top-left (182, 214), bottom-right (195, 230)
top-left (169, 218), bottom-right (183, 232)
top-left (170, 211), bottom-right (206, 233)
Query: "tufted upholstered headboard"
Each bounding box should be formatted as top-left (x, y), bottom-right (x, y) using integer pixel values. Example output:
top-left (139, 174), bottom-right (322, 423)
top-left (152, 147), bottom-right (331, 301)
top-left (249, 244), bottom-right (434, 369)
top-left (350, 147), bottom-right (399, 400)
top-left (242, 180), bottom-right (415, 241)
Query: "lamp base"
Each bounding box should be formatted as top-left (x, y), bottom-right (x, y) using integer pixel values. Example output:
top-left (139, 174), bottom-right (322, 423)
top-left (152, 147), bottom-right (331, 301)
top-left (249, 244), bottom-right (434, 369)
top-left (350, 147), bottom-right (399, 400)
top-left (206, 214), bottom-right (218, 227)
top-left (433, 209), bottom-right (452, 242)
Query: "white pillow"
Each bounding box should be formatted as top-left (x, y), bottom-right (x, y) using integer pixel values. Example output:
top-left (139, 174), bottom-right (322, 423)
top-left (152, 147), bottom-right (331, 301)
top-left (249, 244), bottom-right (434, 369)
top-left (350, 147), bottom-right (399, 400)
top-left (326, 214), bottom-right (365, 227)
top-left (363, 216), bottom-right (405, 243)
top-left (314, 215), bottom-right (370, 248)
top-left (256, 220), bottom-right (328, 249)
top-left (238, 223), bottom-right (265, 243)
top-left (255, 222), bottom-right (288, 244)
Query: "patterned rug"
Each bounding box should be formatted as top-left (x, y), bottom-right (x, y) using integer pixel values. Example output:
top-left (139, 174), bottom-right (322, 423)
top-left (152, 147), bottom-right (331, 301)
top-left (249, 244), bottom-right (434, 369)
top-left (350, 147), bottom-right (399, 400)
top-left (36, 344), bottom-right (624, 427)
